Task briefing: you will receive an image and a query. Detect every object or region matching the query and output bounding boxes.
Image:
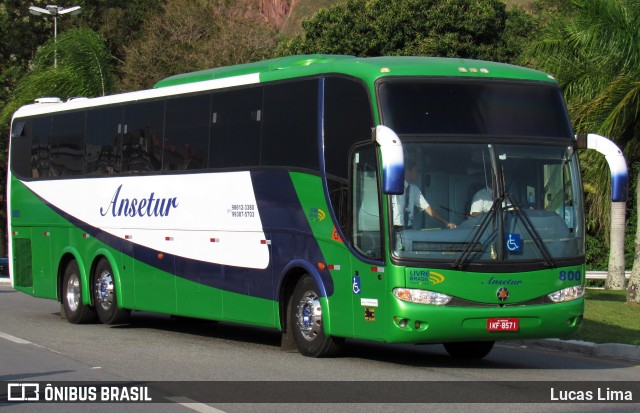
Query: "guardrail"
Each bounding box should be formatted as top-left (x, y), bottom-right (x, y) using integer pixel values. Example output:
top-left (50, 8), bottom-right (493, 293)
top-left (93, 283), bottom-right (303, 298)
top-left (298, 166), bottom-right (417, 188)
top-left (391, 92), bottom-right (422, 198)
top-left (586, 271), bottom-right (631, 280)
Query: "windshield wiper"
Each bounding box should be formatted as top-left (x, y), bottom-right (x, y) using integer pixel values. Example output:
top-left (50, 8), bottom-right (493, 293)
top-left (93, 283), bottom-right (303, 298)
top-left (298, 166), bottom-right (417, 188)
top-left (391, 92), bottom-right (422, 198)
top-left (452, 192), bottom-right (557, 269)
top-left (503, 193), bottom-right (556, 268)
top-left (452, 196), bottom-right (502, 269)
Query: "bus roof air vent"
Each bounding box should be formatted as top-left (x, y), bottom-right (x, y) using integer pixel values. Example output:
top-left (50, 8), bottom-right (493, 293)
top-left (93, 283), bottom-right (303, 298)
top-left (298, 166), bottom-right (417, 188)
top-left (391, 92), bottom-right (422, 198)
top-left (34, 97), bottom-right (62, 104)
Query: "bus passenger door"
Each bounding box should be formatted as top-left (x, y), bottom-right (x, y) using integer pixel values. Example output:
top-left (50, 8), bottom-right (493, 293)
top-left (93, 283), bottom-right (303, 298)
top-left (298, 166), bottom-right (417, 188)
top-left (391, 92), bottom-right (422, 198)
top-left (350, 145), bottom-right (387, 341)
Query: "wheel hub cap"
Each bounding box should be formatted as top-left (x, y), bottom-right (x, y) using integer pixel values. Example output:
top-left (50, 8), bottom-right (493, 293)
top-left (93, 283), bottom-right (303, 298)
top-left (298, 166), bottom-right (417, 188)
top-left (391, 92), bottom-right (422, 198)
top-left (296, 291), bottom-right (322, 341)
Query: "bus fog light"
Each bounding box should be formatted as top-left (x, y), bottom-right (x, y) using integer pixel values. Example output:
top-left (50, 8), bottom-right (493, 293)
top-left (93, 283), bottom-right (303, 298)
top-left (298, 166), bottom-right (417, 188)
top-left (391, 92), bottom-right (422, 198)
top-left (398, 319), bottom-right (408, 328)
top-left (393, 288), bottom-right (452, 305)
top-left (548, 285), bottom-right (585, 303)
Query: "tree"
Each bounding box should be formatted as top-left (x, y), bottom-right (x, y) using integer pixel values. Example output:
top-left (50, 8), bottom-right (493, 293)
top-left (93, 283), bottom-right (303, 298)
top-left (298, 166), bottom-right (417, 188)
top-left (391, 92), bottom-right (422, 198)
top-left (62, 0), bottom-right (166, 73)
top-left (277, 0), bottom-right (536, 64)
top-left (0, 27), bottom-right (113, 258)
top-left (119, 0), bottom-right (277, 91)
top-left (631, 167), bottom-right (640, 303)
top-left (0, 27), bottom-right (114, 129)
top-left (526, 0), bottom-right (640, 298)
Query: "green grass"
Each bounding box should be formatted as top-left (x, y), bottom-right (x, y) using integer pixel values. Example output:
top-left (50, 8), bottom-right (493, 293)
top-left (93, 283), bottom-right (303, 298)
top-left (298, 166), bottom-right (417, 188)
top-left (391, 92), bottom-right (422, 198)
top-left (574, 290), bottom-right (640, 345)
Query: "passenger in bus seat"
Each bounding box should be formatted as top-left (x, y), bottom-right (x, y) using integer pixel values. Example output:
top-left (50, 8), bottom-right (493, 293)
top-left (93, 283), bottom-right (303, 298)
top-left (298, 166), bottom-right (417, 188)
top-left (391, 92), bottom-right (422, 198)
top-left (469, 186), bottom-right (493, 216)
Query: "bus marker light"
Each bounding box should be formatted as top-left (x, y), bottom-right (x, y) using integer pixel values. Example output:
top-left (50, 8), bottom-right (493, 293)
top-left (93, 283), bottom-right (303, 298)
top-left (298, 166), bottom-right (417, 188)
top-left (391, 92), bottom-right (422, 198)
top-left (12, 231), bottom-right (18, 236)
top-left (124, 235), bottom-right (132, 240)
top-left (395, 289), bottom-right (411, 302)
top-left (43, 232), bottom-right (50, 237)
top-left (328, 265), bottom-right (340, 270)
top-left (157, 253), bottom-right (164, 260)
top-left (260, 240), bottom-right (271, 245)
top-left (210, 238), bottom-right (219, 243)
top-left (82, 234), bottom-right (90, 238)
top-left (165, 236), bottom-right (173, 241)
top-left (317, 262), bottom-right (326, 270)
top-left (371, 266), bottom-right (384, 273)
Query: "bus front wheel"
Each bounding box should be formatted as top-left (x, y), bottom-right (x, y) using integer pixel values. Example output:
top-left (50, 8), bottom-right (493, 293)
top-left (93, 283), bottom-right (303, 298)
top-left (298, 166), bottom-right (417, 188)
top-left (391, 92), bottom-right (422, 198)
top-left (443, 341), bottom-right (495, 359)
top-left (62, 260), bottom-right (97, 324)
top-left (290, 275), bottom-right (343, 357)
top-left (93, 259), bottom-right (130, 325)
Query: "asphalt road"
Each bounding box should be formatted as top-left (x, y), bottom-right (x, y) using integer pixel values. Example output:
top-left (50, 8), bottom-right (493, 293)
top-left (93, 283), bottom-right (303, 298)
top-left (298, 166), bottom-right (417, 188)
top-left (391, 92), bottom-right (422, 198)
top-left (0, 284), bottom-right (638, 413)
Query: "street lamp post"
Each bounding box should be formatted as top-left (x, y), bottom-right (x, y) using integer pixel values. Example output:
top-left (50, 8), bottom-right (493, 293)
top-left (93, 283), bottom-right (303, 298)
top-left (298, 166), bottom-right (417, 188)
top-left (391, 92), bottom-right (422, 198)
top-left (29, 4), bottom-right (82, 68)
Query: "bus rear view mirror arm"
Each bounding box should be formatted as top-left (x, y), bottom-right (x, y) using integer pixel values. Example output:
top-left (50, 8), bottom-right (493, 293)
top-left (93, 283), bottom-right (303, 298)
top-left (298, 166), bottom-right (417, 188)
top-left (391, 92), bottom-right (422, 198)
top-left (576, 133), bottom-right (628, 202)
top-left (373, 125), bottom-right (404, 195)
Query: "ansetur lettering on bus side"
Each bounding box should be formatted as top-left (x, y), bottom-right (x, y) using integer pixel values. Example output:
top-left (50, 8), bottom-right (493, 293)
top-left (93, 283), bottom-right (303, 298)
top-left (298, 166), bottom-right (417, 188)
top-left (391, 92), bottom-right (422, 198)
top-left (99, 184), bottom-right (179, 218)
top-left (21, 172), bottom-right (270, 269)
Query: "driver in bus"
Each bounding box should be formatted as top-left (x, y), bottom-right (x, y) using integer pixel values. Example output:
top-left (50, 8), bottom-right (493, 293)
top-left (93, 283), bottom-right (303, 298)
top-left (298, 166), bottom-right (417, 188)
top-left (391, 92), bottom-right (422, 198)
top-left (392, 160), bottom-right (456, 229)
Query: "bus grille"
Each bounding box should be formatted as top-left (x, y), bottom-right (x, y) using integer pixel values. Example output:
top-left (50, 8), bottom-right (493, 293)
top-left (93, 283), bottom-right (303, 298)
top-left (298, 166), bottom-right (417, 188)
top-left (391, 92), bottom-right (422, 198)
top-left (13, 239), bottom-right (33, 287)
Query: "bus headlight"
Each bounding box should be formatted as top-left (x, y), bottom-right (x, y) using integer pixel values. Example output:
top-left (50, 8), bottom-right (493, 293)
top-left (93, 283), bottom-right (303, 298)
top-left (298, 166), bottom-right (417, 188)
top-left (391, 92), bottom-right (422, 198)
top-left (547, 285), bottom-right (585, 303)
top-left (393, 288), bottom-right (452, 305)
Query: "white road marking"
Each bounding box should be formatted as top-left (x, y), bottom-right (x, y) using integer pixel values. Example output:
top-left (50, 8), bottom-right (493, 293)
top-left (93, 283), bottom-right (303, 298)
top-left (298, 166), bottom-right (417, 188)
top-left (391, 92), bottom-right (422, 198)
top-left (166, 397), bottom-right (228, 413)
top-left (0, 331), bottom-right (32, 345)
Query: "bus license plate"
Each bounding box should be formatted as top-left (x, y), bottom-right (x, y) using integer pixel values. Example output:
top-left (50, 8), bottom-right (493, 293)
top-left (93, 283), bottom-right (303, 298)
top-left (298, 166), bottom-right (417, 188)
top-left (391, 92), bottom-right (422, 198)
top-left (487, 318), bottom-right (519, 332)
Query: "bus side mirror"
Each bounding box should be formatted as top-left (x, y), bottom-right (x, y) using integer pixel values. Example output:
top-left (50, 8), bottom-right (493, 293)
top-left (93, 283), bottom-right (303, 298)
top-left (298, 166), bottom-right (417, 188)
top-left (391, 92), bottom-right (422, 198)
top-left (373, 125), bottom-right (404, 194)
top-left (576, 133), bottom-right (628, 202)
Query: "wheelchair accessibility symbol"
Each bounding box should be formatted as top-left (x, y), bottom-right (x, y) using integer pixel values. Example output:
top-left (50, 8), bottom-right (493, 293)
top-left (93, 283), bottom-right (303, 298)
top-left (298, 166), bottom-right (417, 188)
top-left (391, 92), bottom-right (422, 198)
top-left (506, 233), bottom-right (521, 253)
top-left (352, 276), bottom-right (361, 294)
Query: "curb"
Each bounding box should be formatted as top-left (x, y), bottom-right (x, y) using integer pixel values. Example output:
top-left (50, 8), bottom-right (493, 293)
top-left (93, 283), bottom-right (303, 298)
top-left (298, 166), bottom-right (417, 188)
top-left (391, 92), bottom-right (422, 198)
top-left (0, 277), bottom-right (10, 285)
top-left (521, 339), bottom-right (640, 363)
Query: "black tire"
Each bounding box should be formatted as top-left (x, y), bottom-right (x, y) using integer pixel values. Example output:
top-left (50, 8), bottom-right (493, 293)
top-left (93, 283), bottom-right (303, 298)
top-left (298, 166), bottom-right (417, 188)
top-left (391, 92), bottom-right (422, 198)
top-left (443, 341), bottom-right (495, 359)
top-left (290, 275), bottom-right (343, 357)
top-left (93, 258), bottom-right (130, 325)
top-left (62, 260), bottom-right (97, 324)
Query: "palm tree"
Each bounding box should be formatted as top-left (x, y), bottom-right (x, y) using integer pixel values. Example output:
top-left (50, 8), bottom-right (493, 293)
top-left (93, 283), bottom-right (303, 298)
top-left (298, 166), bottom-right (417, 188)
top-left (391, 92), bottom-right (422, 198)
top-left (0, 27), bottom-right (113, 125)
top-left (0, 27), bottom-right (114, 261)
top-left (525, 0), bottom-right (639, 297)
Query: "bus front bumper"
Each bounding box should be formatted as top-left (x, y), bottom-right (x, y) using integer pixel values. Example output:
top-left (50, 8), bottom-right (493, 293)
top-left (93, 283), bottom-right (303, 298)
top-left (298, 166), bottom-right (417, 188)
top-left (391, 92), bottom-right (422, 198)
top-left (384, 296), bottom-right (584, 344)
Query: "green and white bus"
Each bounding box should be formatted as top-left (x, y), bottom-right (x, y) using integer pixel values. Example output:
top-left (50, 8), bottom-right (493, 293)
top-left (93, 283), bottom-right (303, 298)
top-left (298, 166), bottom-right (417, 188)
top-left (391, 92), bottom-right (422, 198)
top-left (7, 55), bottom-right (618, 359)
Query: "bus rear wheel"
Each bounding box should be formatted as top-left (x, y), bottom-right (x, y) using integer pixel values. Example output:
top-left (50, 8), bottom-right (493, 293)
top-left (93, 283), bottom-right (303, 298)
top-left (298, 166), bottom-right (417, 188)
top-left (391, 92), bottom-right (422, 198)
top-left (93, 259), bottom-right (130, 325)
top-left (290, 275), bottom-right (343, 357)
top-left (443, 341), bottom-right (495, 359)
top-left (62, 260), bottom-right (97, 324)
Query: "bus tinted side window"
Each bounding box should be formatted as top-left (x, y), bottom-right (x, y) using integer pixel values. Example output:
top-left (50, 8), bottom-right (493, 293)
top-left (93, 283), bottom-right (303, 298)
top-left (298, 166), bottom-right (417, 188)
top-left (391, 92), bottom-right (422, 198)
top-left (86, 106), bottom-right (122, 175)
top-left (324, 76), bottom-right (374, 236)
top-left (324, 77), bottom-right (373, 179)
top-left (164, 94), bottom-right (210, 171)
top-left (210, 87), bottom-right (263, 169)
top-left (51, 111), bottom-right (85, 176)
top-left (261, 80), bottom-right (319, 169)
top-left (9, 119), bottom-right (31, 178)
top-left (31, 116), bottom-right (52, 178)
top-left (124, 100), bottom-right (164, 172)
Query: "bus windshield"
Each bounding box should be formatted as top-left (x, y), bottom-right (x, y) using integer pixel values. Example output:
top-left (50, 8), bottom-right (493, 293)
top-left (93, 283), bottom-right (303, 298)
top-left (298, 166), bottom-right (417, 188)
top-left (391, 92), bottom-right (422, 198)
top-left (378, 79), bottom-right (572, 138)
top-left (389, 142), bottom-right (584, 266)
